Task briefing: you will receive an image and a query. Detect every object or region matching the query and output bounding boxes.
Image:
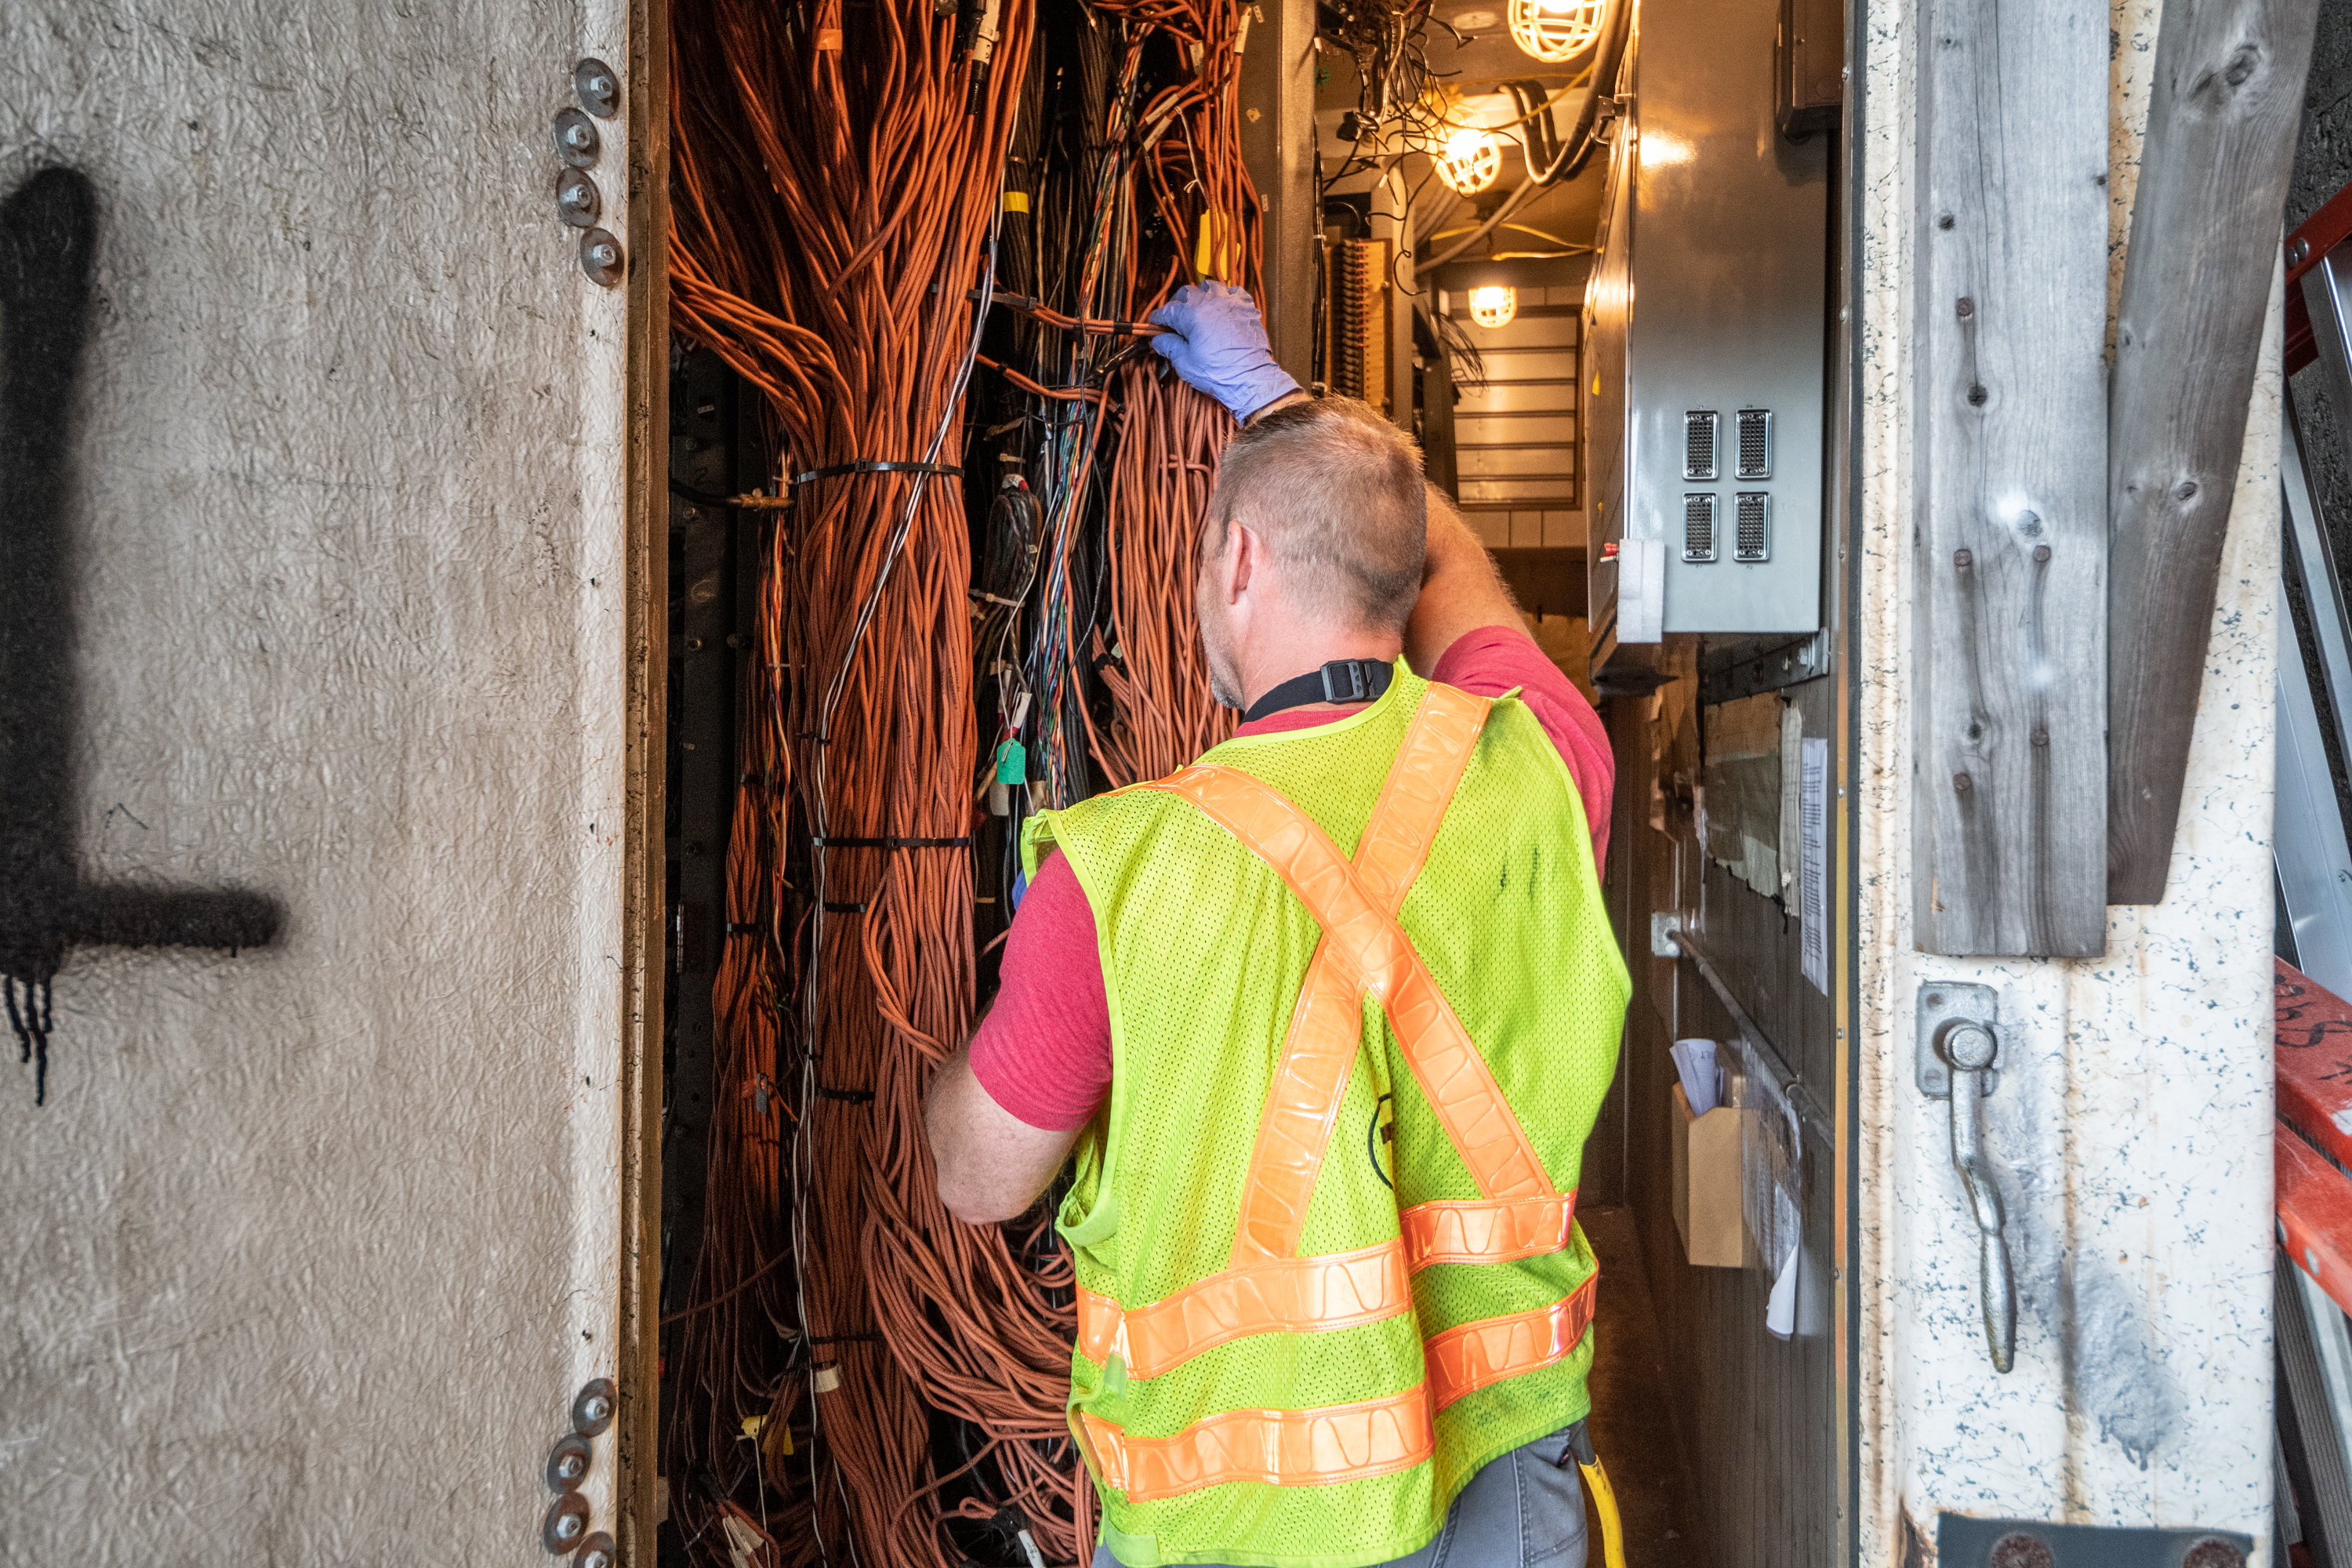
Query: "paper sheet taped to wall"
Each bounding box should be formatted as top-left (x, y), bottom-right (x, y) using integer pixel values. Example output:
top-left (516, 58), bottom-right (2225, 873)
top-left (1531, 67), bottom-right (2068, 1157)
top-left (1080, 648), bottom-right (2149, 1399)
top-left (1801, 737), bottom-right (1829, 993)
top-left (1736, 1036), bottom-right (1804, 1338)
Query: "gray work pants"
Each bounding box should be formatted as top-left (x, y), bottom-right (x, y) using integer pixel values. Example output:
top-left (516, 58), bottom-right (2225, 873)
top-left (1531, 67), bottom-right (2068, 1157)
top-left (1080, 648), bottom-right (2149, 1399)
top-left (1089, 1423), bottom-right (1590, 1568)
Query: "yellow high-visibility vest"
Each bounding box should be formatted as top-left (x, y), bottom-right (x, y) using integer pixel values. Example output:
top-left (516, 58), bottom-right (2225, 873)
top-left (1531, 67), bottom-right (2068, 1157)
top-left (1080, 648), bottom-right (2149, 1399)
top-left (1023, 666), bottom-right (1630, 1568)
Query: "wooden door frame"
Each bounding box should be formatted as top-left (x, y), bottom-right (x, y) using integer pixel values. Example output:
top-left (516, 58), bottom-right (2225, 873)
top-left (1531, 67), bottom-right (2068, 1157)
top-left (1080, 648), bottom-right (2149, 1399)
top-left (618, 0), bottom-right (672, 1558)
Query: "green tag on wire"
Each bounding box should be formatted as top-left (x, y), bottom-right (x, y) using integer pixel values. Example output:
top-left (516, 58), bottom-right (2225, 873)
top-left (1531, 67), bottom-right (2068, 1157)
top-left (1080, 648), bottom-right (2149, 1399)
top-left (995, 739), bottom-right (1027, 785)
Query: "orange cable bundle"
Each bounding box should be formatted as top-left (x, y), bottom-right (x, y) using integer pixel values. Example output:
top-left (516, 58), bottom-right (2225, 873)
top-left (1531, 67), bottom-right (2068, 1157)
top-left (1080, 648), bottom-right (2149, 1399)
top-left (1075, 0), bottom-right (1263, 786)
top-left (1092, 365), bottom-right (1236, 786)
top-left (670, 0), bottom-right (1087, 1561)
top-left (667, 0), bottom-right (1279, 1562)
top-left (662, 692), bottom-right (810, 1548)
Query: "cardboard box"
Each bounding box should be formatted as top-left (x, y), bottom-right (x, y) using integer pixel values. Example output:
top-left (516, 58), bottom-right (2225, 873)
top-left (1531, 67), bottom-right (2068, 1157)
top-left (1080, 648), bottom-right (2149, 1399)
top-left (1671, 1081), bottom-right (1756, 1269)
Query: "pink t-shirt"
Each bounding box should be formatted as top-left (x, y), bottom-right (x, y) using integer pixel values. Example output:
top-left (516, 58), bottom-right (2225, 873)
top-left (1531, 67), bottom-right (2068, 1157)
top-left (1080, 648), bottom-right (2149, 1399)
top-left (968, 626), bottom-right (1612, 1131)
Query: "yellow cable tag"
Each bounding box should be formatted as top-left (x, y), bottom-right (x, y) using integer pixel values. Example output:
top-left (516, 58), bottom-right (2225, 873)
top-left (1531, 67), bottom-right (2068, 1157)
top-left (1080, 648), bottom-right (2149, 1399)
top-left (1003, 191), bottom-right (1031, 213)
top-left (815, 27), bottom-right (844, 49)
top-left (1194, 211), bottom-right (1235, 284)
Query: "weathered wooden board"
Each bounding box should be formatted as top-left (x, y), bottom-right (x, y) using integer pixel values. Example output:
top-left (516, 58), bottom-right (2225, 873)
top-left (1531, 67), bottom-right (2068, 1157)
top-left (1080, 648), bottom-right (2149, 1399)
top-left (1911, 0), bottom-right (2111, 956)
top-left (2107, 0), bottom-right (2321, 902)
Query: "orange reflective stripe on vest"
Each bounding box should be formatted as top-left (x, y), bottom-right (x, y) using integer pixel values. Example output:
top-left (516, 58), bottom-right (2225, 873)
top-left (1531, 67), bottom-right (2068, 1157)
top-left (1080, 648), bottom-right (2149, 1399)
top-left (1080, 1385), bottom-right (1435, 1501)
top-left (1073, 1192), bottom-right (1580, 1381)
top-left (1201, 682), bottom-right (1494, 1267)
top-left (1071, 1191), bottom-right (1577, 1379)
top-left (1144, 713), bottom-right (1554, 1219)
top-left (1400, 1190), bottom-right (1577, 1270)
top-left (1075, 1240), bottom-right (1413, 1380)
top-left (1075, 1279), bottom-right (1595, 1500)
top-left (1425, 1276), bottom-right (1599, 1412)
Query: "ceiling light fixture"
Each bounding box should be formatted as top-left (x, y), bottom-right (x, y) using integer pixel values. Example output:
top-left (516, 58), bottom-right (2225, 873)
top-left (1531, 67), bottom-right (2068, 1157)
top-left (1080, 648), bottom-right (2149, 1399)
top-left (1468, 285), bottom-right (1518, 328)
top-left (1508, 0), bottom-right (1606, 64)
top-left (1433, 126), bottom-right (1503, 195)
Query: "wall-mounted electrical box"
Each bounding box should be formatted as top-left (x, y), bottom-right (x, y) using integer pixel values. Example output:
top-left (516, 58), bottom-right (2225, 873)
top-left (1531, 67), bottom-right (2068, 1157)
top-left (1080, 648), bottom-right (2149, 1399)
top-left (1586, 0), bottom-right (1830, 689)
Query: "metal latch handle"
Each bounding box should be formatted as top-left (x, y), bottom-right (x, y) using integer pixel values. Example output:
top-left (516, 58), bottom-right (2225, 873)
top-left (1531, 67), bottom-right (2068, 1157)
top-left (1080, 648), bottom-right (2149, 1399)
top-left (1938, 1019), bottom-right (2016, 1373)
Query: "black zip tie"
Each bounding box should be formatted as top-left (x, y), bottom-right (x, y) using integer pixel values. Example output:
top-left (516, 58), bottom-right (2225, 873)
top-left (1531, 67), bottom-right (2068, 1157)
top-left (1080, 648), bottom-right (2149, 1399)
top-left (818, 1086), bottom-right (876, 1105)
top-left (810, 836), bottom-right (972, 850)
top-left (822, 901), bottom-right (867, 915)
top-left (790, 459), bottom-right (963, 486)
top-left (808, 1332), bottom-right (885, 1345)
top-left (725, 921), bottom-right (763, 935)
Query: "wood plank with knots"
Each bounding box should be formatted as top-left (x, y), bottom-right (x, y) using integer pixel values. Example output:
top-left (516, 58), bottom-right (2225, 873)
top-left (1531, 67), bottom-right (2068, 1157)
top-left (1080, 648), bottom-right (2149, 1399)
top-left (2106, 0), bottom-right (2321, 903)
top-left (1912, 0), bottom-right (2111, 956)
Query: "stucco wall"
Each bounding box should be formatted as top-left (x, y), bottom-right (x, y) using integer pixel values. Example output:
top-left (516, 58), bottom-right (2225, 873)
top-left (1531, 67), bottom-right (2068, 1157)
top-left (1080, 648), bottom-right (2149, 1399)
top-left (1856, 0), bottom-right (2281, 1558)
top-left (0, 3), bottom-right (633, 1563)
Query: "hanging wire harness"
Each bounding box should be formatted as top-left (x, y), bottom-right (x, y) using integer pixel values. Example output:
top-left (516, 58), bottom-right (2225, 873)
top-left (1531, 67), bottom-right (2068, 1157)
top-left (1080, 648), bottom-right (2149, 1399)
top-left (665, 0), bottom-right (1269, 1561)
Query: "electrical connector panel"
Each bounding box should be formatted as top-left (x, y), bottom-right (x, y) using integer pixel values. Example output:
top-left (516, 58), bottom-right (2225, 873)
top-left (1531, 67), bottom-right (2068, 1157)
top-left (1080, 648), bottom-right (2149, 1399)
top-left (1323, 238), bottom-right (1390, 417)
top-left (1586, 0), bottom-right (1829, 675)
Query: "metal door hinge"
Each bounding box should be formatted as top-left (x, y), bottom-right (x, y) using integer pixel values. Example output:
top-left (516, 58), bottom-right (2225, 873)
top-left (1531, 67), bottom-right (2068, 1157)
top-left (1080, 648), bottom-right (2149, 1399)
top-left (1937, 1514), bottom-right (2249, 1567)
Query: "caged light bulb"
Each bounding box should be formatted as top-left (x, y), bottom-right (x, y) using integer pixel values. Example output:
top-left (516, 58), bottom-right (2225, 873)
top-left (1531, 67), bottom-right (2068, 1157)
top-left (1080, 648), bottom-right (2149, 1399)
top-left (1468, 285), bottom-right (1518, 328)
top-left (1434, 126), bottom-right (1503, 196)
top-left (1508, 0), bottom-right (1605, 64)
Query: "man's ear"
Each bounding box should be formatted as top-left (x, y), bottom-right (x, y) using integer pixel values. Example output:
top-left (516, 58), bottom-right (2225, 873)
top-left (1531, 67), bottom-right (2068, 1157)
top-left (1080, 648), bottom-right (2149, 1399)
top-left (1225, 521), bottom-right (1260, 604)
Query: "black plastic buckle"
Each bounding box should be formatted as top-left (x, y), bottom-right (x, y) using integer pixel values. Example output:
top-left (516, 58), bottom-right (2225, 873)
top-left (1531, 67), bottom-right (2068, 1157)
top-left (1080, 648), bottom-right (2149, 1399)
top-left (1319, 659), bottom-right (1374, 704)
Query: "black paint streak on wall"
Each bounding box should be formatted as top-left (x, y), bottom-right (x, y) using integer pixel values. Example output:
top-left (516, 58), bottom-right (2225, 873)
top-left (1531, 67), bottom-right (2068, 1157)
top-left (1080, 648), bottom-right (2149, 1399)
top-left (0, 167), bottom-right (281, 1104)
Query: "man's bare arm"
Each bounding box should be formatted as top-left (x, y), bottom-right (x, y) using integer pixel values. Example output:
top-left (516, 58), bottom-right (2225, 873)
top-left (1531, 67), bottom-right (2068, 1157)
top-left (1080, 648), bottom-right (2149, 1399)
top-left (1404, 484), bottom-right (1521, 673)
top-left (925, 1040), bottom-right (1083, 1225)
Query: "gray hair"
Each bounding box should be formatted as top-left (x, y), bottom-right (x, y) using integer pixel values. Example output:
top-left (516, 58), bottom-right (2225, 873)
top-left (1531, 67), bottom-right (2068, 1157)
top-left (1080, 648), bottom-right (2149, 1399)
top-left (1203, 396), bottom-right (1428, 633)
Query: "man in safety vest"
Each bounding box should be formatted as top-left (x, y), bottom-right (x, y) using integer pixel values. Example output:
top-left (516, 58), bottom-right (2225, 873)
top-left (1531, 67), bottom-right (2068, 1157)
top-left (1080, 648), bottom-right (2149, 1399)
top-left (927, 283), bottom-right (1630, 1568)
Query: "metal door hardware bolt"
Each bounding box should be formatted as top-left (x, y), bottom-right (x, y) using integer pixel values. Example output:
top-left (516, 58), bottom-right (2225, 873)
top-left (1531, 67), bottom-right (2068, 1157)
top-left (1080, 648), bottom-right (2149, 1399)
top-left (579, 230), bottom-right (624, 289)
top-left (572, 1377), bottom-right (618, 1436)
top-left (556, 169), bottom-right (600, 228)
top-left (553, 109), bottom-right (601, 169)
top-left (1650, 911), bottom-right (1683, 957)
top-left (1918, 983), bottom-right (2015, 1373)
top-left (574, 58), bottom-right (620, 118)
top-left (574, 1534), bottom-right (618, 1568)
top-left (545, 1432), bottom-right (593, 1493)
top-left (541, 1492), bottom-right (591, 1554)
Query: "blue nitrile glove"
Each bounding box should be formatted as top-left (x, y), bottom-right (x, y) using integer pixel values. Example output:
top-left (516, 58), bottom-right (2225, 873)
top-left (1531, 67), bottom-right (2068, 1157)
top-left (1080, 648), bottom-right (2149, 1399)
top-left (1147, 281), bottom-right (1301, 424)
